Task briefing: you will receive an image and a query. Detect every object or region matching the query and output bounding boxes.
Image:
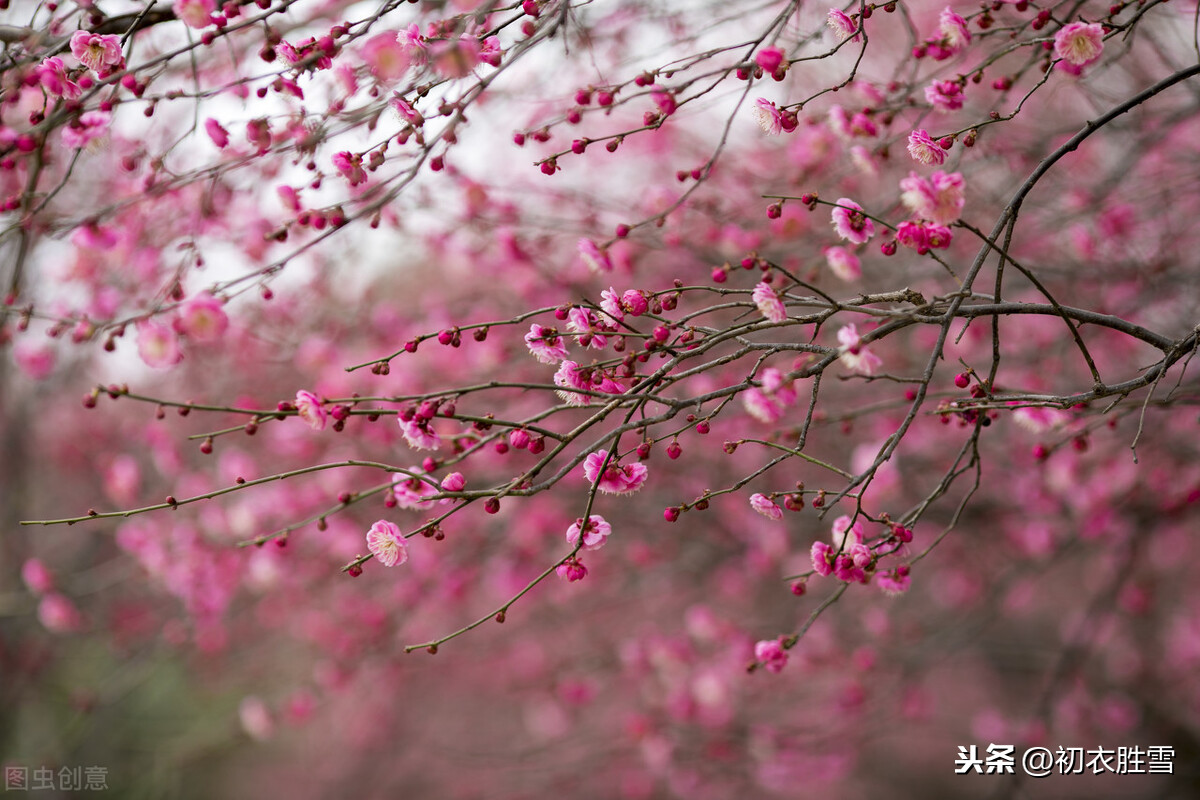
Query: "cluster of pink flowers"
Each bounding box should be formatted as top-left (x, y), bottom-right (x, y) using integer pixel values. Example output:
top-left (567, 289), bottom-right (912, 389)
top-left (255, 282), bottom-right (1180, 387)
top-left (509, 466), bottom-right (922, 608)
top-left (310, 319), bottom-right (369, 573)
top-left (811, 516), bottom-right (872, 583)
top-left (896, 220), bottom-right (953, 254)
top-left (810, 516), bottom-right (915, 594)
top-left (582, 450), bottom-right (648, 494)
top-left (599, 288), bottom-right (649, 321)
top-left (554, 360), bottom-right (624, 406)
top-left (566, 306), bottom-right (617, 349)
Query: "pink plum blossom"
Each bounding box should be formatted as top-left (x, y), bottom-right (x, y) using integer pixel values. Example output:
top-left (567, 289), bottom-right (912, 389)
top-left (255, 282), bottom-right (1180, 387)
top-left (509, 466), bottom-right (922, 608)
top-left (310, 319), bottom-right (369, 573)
top-left (599, 288), bottom-right (624, 321)
top-left (431, 36), bottom-right (481, 78)
top-left (175, 292), bottom-right (229, 342)
top-left (556, 557), bottom-right (588, 582)
top-left (743, 389), bottom-right (782, 424)
top-left (899, 170), bottom-right (965, 225)
top-left (752, 282), bottom-right (788, 323)
top-left (173, 0), bottom-right (216, 29)
top-left (524, 324), bottom-right (570, 364)
top-left (831, 198), bottom-right (876, 244)
top-left (907, 129), bottom-right (946, 165)
top-left (621, 290), bottom-right (649, 317)
top-left (205, 119), bottom-right (230, 148)
top-left (332, 151), bottom-right (367, 185)
top-left (578, 239), bottom-right (612, 273)
top-left (925, 79), bottom-right (964, 112)
top-left (441, 472), bottom-right (466, 492)
top-left (811, 541), bottom-right (835, 576)
top-left (61, 111), bottom-right (111, 149)
top-left (878, 565), bottom-right (912, 595)
top-left (554, 361), bottom-right (624, 406)
top-left (361, 31), bottom-right (412, 81)
top-left (831, 515), bottom-right (865, 549)
top-left (478, 37), bottom-right (502, 68)
top-left (837, 324), bottom-right (882, 375)
top-left (896, 220), bottom-right (953, 253)
top-left (14, 340), bottom-right (56, 380)
top-left (554, 360), bottom-right (593, 406)
top-left (366, 520), bottom-right (408, 567)
top-left (824, 246), bottom-right (862, 281)
top-left (22, 559), bottom-right (55, 595)
top-left (239, 696), bottom-right (275, 741)
top-left (70, 32), bottom-right (124, 76)
top-left (750, 98), bottom-right (795, 135)
top-left (294, 390), bottom-right (326, 431)
top-left (1055, 22), bottom-right (1104, 67)
top-left (755, 47), bottom-right (785, 73)
top-left (398, 417), bottom-right (442, 450)
top-left (566, 515), bottom-right (613, 550)
top-left (650, 87), bottom-right (677, 116)
top-left (136, 320), bottom-right (183, 369)
top-left (583, 450), bottom-right (649, 494)
top-left (391, 471), bottom-right (437, 510)
top-left (396, 24), bottom-right (428, 63)
top-left (750, 493), bottom-right (783, 520)
top-left (567, 307), bottom-right (612, 349)
top-left (38, 57), bottom-right (80, 99)
top-left (742, 368), bottom-right (797, 423)
top-left (938, 7), bottom-right (972, 53)
top-left (827, 8), bottom-right (858, 41)
top-left (38, 593), bottom-right (84, 633)
top-left (755, 638), bottom-right (789, 673)
top-left (391, 95), bottom-right (424, 127)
